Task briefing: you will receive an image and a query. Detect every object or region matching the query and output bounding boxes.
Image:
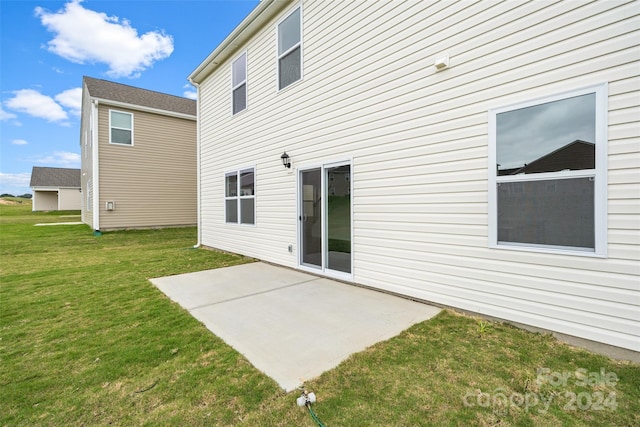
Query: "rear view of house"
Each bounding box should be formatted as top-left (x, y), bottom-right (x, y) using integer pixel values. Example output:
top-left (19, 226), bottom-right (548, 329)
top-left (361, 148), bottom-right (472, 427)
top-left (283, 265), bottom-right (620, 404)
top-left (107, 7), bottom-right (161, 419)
top-left (30, 166), bottom-right (81, 211)
top-left (189, 0), bottom-right (639, 356)
top-left (80, 77), bottom-right (197, 231)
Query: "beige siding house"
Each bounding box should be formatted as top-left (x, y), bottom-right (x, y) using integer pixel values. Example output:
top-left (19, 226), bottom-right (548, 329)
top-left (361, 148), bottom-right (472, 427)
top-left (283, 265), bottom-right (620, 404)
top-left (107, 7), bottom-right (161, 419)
top-left (30, 166), bottom-right (81, 211)
top-left (80, 77), bottom-right (197, 231)
top-left (189, 1), bottom-right (639, 355)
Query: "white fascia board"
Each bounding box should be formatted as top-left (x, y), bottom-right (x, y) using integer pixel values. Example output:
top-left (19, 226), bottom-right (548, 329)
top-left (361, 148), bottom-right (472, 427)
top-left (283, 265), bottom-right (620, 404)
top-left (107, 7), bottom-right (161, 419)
top-left (31, 187), bottom-right (58, 191)
top-left (189, 0), bottom-right (292, 84)
top-left (91, 97), bottom-right (196, 121)
top-left (32, 186), bottom-right (79, 190)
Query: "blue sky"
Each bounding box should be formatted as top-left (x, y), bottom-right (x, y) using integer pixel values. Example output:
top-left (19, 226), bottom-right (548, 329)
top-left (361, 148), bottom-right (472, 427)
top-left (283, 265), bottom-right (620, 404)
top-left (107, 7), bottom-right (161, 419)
top-left (1, 0), bottom-right (258, 196)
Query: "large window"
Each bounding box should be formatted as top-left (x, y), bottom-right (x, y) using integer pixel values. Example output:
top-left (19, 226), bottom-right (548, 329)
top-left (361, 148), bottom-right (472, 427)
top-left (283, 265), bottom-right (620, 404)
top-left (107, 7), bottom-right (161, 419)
top-left (277, 6), bottom-right (302, 90)
top-left (225, 168), bottom-right (255, 225)
top-left (110, 110), bottom-right (133, 145)
top-left (232, 52), bottom-right (247, 114)
top-left (489, 84), bottom-right (607, 255)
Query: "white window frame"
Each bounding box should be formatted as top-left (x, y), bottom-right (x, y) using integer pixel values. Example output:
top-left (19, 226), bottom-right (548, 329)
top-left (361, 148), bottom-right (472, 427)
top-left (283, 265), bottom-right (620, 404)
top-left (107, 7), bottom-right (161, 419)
top-left (224, 167), bottom-right (256, 225)
top-left (231, 51), bottom-right (247, 115)
top-left (276, 4), bottom-right (303, 91)
top-left (488, 83), bottom-right (608, 257)
top-left (109, 109), bottom-right (134, 146)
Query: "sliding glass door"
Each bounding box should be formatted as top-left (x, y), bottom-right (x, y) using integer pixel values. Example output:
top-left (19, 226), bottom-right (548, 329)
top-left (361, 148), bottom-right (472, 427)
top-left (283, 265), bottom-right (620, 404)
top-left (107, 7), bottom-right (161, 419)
top-left (326, 164), bottom-right (351, 273)
top-left (300, 168), bottom-right (322, 268)
top-left (299, 162), bottom-right (352, 278)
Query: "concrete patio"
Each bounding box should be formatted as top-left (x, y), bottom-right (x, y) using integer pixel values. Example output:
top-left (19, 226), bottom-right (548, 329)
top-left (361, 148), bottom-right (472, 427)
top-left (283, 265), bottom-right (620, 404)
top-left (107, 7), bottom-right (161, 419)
top-left (150, 262), bottom-right (441, 391)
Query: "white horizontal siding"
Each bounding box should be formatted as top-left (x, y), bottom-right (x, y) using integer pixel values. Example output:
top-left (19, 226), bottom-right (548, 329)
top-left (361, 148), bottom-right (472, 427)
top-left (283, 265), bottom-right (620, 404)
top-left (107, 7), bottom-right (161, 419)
top-left (198, 0), bottom-right (640, 351)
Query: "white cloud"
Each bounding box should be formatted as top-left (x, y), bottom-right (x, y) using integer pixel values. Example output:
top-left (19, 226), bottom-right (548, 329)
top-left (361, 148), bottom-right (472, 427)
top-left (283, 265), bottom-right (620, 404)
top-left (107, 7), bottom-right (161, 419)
top-left (183, 90), bottom-right (197, 100)
top-left (0, 172), bottom-right (31, 188)
top-left (5, 89), bottom-right (68, 122)
top-left (55, 87), bottom-right (82, 116)
top-left (12, 139), bottom-right (28, 145)
top-left (35, 0), bottom-right (174, 78)
top-left (0, 107), bottom-right (18, 121)
top-left (4, 88), bottom-right (82, 122)
top-left (183, 83), bottom-right (197, 100)
top-left (34, 151), bottom-right (81, 167)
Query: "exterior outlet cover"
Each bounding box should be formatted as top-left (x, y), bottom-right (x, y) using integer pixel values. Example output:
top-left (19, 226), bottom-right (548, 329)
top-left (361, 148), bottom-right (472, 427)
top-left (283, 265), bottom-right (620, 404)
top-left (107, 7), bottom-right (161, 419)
top-left (435, 54), bottom-right (449, 70)
top-left (106, 201), bottom-right (115, 211)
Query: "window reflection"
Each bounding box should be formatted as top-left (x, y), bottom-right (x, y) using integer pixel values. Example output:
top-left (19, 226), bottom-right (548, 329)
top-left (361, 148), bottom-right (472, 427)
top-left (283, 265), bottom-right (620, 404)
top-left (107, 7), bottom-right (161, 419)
top-left (240, 169), bottom-right (254, 196)
top-left (497, 93), bottom-right (595, 175)
top-left (225, 174), bottom-right (237, 197)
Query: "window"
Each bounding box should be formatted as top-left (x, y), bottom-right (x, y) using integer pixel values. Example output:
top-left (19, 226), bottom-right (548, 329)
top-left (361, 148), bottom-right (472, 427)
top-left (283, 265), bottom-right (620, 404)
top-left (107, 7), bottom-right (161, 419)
top-left (225, 168), bottom-right (255, 225)
top-left (110, 110), bottom-right (133, 145)
top-left (232, 52), bottom-right (247, 114)
top-left (277, 6), bottom-right (302, 90)
top-left (489, 83), bottom-right (607, 255)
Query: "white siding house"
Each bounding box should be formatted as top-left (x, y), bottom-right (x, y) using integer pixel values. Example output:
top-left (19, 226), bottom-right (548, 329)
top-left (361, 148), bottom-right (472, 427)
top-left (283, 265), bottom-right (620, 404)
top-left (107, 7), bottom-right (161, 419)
top-left (30, 167), bottom-right (82, 211)
top-left (189, 0), bottom-right (640, 354)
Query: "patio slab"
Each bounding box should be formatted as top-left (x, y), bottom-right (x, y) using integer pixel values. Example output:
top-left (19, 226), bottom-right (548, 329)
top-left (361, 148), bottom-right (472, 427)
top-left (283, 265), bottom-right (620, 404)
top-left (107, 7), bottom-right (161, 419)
top-left (151, 262), bottom-right (440, 391)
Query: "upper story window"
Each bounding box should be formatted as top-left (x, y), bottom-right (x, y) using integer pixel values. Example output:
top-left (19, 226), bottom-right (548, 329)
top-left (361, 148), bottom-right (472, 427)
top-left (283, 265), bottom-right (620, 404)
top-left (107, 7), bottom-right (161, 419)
top-left (110, 110), bottom-right (133, 145)
top-left (232, 52), bottom-right (247, 114)
top-left (225, 167), bottom-right (255, 225)
top-left (489, 83), bottom-right (607, 256)
top-left (277, 6), bottom-right (302, 90)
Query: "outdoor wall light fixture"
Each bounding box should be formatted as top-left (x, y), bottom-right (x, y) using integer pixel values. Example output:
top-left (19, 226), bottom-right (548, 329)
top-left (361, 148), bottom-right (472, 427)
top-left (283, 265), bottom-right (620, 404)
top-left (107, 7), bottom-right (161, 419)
top-left (281, 152), bottom-right (291, 169)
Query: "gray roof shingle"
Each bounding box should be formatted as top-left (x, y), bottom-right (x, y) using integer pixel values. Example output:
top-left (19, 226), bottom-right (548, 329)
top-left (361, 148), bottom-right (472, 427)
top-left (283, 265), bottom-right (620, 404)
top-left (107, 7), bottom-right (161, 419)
top-left (83, 76), bottom-right (196, 116)
top-left (30, 167), bottom-right (81, 188)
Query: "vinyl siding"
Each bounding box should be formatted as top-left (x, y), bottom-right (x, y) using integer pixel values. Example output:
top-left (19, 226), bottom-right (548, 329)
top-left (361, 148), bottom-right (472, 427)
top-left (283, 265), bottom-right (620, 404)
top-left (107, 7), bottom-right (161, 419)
top-left (96, 106), bottom-right (197, 230)
top-left (198, 0), bottom-right (640, 351)
top-left (58, 188), bottom-right (82, 210)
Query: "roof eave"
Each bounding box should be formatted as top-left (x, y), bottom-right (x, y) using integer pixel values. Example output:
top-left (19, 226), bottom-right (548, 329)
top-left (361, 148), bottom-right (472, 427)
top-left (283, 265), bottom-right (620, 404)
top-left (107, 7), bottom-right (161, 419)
top-left (188, 0), bottom-right (293, 84)
top-left (91, 97), bottom-right (197, 120)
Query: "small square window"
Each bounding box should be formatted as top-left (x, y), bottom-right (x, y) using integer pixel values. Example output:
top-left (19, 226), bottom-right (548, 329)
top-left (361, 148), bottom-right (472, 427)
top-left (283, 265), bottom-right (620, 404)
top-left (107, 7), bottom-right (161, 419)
top-left (110, 110), bottom-right (133, 145)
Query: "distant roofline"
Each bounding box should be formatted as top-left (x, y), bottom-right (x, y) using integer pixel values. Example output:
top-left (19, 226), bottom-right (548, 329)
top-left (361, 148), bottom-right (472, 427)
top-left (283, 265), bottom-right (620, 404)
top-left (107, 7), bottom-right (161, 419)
top-left (84, 76), bottom-right (194, 103)
top-left (83, 76), bottom-right (196, 119)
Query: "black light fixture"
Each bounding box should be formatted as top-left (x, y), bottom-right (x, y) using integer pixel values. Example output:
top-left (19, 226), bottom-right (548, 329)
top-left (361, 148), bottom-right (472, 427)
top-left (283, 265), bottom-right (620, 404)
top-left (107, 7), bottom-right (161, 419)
top-left (281, 151), bottom-right (291, 169)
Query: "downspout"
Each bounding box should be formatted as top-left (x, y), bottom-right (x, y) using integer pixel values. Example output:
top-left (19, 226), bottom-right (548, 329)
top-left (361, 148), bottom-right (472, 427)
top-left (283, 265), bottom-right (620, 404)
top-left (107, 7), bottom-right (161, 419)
top-left (92, 99), bottom-right (100, 233)
top-left (189, 78), bottom-right (202, 248)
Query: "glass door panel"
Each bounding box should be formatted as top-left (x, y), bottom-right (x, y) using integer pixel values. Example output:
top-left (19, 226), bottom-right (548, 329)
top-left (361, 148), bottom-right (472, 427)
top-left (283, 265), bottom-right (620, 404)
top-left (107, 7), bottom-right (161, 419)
top-left (326, 165), bottom-right (351, 273)
top-left (300, 168), bottom-right (322, 268)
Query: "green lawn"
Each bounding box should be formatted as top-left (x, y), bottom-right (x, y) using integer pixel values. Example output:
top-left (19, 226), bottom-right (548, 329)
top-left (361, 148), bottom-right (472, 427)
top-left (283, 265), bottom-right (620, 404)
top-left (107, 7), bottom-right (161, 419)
top-left (1, 198), bottom-right (638, 426)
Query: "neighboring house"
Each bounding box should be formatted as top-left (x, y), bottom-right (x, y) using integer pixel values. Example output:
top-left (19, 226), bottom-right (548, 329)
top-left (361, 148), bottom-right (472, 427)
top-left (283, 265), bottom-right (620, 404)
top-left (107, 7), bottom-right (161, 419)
top-left (80, 76), bottom-right (197, 231)
top-left (30, 166), bottom-right (81, 211)
top-left (498, 140), bottom-right (595, 176)
top-left (188, 1), bottom-right (639, 354)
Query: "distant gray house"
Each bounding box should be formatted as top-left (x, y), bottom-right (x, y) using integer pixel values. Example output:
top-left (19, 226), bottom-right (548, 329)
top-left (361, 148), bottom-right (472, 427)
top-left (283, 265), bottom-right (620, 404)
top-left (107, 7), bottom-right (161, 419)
top-left (30, 166), bottom-right (81, 211)
top-left (80, 76), bottom-right (197, 231)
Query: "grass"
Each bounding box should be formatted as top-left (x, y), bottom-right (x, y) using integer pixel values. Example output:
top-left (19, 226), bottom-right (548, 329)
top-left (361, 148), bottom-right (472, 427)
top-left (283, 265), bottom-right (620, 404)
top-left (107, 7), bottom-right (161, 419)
top-left (1, 198), bottom-right (639, 426)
